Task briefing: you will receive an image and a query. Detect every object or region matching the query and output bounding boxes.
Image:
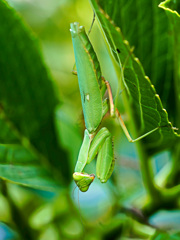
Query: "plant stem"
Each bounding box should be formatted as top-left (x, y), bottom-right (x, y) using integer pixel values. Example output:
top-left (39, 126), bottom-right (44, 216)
top-left (139, 144), bottom-right (180, 216)
top-left (136, 141), bottom-right (160, 200)
top-left (165, 144), bottom-right (180, 187)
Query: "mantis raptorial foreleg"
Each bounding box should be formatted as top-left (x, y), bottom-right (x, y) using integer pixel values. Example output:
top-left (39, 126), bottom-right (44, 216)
top-left (73, 127), bottom-right (113, 192)
top-left (70, 22), bottom-right (159, 192)
top-left (94, 129), bottom-right (114, 182)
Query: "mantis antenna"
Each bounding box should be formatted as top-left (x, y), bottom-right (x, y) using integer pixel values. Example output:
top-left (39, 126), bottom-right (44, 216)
top-left (88, 12), bottom-right (96, 35)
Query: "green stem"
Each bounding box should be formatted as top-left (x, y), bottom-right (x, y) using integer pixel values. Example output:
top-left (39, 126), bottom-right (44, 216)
top-left (137, 142), bottom-right (180, 216)
top-left (165, 144), bottom-right (180, 187)
top-left (136, 141), bottom-right (160, 200)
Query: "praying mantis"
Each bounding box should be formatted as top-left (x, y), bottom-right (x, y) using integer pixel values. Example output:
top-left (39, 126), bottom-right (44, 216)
top-left (70, 22), bottom-right (158, 192)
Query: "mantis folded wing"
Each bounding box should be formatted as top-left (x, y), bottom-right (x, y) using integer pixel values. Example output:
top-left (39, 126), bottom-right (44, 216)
top-left (70, 22), bottom-right (158, 192)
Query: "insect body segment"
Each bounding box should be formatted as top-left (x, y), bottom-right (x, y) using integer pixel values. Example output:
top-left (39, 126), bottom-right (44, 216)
top-left (70, 22), bottom-right (105, 134)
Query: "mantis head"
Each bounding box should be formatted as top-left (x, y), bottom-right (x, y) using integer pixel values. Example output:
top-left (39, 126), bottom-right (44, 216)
top-left (73, 172), bottom-right (95, 192)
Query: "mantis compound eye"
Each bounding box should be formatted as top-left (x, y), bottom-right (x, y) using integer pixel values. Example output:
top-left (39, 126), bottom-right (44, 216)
top-left (73, 172), bottom-right (95, 192)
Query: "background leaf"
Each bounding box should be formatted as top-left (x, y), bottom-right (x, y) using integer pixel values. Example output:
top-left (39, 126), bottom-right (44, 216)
top-left (0, 144), bottom-right (60, 191)
top-left (159, 0), bottom-right (180, 129)
top-left (0, 0), bottom-right (179, 239)
top-left (91, 0), bottom-right (175, 124)
top-left (89, 0), bottom-right (179, 155)
top-left (157, 0), bottom-right (180, 188)
top-left (151, 231), bottom-right (180, 240)
top-left (0, 0), bottom-right (70, 187)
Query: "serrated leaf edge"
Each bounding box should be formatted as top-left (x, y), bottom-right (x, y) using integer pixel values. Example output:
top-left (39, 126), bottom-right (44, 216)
top-left (94, 2), bottom-right (180, 139)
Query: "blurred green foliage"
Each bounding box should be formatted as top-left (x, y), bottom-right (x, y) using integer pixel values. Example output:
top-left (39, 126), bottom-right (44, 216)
top-left (0, 0), bottom-right (180, 239)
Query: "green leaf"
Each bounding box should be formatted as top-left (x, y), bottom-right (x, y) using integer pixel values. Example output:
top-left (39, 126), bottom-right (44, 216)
top-left (0, 144), bottom-right (59, 191)
top-left (90, 0), bottom-right (175, 122)
top-left (159, 0), bottom-right (180, 129)
top-left (0, 0), bottom-right (70, 187)
top-left (150, 232), bottom-right (180, 240)
top-left (0, 112), bottom-right (20, 144)
top-left (89, 0), bottom-right (179, 154)
top-left (0, 165), bottom-right (59, 191)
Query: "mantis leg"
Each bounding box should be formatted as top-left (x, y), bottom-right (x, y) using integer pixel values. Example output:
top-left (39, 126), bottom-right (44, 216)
top-left (102, 78), bottom-right (159, 142)
top-left (87, 127), bottom-right (114, 183)
top-left (102, 77), bottom-right (115, 117)
top-left (96, 134), bottom-right (114, 183)
top-left (75, 129), bottom-right (92, 173)
top-left (73, 127), bottom-right (114, 191)
top-left (73, 129), bottom-right (95, 192)
top-left (87, 127), bottom-right (111, 163)
top-left (115, 109), bottom-right (159, 142)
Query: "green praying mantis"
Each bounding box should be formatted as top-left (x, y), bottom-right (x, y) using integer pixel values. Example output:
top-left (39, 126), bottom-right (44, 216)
top-left (70, 22), bottom-right (158, 192)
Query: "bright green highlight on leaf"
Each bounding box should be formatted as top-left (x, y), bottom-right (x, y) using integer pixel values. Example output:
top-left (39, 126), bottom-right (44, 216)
top-left (159, 0), bottom-right (180, 17)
